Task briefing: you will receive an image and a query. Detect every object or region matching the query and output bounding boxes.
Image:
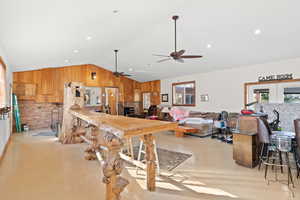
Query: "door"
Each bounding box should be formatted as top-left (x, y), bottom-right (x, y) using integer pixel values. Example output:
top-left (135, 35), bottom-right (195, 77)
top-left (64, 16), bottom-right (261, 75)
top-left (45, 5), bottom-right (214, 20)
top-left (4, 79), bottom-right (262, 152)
top-left (105, 88), bottom-right (119, 115)
top-left (143, 92), bottom-right (151, 109)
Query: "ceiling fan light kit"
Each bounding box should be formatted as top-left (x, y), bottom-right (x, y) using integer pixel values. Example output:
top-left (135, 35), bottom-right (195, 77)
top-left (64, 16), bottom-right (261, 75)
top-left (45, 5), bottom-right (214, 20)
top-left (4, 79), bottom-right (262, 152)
top-left (154, 15), bottom-right (203, 63)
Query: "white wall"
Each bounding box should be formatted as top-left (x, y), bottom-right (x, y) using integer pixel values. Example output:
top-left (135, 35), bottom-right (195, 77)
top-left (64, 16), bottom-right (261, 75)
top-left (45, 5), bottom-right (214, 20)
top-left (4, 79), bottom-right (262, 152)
top-left (0, 46), bottom-right (12, 157)
top-left (161, 57), bottom-right (300, 112)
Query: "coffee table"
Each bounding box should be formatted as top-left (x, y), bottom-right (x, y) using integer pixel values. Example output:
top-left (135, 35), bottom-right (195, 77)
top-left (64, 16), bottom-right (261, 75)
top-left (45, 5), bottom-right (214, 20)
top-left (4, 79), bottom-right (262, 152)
top-left (175, 126), bottom-right (199, 137)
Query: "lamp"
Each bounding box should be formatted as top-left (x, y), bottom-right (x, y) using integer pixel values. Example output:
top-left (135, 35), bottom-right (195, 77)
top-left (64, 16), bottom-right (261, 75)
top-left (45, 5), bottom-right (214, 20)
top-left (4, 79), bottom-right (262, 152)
top-left (161, 107), bottom-right (170, 113)
top-left (91, 72), bottom-right (97, 80)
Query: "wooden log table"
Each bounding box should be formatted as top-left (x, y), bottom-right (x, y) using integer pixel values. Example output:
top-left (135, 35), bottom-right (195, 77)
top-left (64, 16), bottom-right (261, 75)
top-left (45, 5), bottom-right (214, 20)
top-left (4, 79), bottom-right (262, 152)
top-left (69, 108), bottom-right (178, 200)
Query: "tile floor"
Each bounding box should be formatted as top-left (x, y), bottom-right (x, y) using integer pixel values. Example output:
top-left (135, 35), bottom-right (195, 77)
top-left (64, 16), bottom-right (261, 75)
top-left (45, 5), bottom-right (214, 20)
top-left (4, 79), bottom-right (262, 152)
top-left (0, 129), bottom-right (299, 200)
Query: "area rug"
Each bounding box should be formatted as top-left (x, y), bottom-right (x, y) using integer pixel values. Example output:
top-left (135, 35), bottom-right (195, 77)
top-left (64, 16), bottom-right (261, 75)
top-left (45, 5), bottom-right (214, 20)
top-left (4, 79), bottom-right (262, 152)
top-left (127, 147), bottom-right (192, 171)
top-left (32, 131), bottom-right (56, 137)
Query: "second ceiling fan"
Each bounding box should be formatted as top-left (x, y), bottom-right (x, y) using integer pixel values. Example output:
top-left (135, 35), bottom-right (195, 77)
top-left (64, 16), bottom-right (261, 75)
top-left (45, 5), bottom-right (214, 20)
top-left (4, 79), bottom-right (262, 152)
top-left (113, 49), bottom-right (131, 77)
top-left (154, 15), bottom-right (203, 63)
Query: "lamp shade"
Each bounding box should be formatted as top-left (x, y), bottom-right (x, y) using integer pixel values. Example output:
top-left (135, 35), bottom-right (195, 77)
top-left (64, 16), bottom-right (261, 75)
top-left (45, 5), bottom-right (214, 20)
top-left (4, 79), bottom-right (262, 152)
top-left (161, 107), bottom-right (170, 113)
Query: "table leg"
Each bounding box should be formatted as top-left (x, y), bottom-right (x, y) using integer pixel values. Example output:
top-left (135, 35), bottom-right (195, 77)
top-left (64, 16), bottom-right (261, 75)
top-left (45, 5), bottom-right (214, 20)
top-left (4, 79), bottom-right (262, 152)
top-left (84, 126), bottom-right (97, 160)
top-left (102, 131), bottom-right (129, 200)
top-left (143, 134), bottom-right (156, 191)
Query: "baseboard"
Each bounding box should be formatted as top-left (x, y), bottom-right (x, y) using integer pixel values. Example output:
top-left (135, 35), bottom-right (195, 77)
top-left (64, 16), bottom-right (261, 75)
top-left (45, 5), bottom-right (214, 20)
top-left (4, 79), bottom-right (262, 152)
top-left (0, 134), bottom-right (12, 166)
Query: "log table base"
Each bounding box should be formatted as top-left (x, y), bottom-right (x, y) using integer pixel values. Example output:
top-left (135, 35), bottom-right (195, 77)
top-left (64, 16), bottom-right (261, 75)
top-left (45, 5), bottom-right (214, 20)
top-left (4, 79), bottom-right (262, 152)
top-left (102, 132), bottom-right (129, 200)
top-left (143, 134), bottom-right (156, 191)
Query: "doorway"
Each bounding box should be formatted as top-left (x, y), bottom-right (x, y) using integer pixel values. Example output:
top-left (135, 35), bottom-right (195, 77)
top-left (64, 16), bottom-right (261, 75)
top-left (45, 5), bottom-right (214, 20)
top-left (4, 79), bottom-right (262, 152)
top-left (142, 92), bottom-right (151, 110)
top-left (105, 87), bottom-right (119, 115)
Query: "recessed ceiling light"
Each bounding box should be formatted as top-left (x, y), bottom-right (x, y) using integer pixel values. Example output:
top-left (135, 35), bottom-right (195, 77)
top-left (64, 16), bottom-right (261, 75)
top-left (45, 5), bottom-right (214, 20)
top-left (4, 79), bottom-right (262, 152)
top-left (73, 49), bottom-right (79, 53)
top-left (254, 29), bottom-right (261, 35)
top-left (86, 36), bottom-right (92, 41)
top-left (206, 44), bottom-right (212, 48)
top-left (128, 68), bottom-right (133, 72)
top-left (113, 10), bottom-right (119, 13)
top-left (65, 59), bottom-right (69, 63)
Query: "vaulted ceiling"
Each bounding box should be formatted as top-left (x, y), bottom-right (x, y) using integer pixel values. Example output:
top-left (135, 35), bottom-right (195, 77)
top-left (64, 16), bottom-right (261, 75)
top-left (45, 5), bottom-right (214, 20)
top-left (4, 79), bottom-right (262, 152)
top-left (0, 0), bottom-right (300, 82)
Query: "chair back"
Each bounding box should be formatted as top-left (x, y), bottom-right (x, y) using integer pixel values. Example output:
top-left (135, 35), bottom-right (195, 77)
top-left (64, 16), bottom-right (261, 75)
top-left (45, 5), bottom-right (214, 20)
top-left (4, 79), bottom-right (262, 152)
top-left (257, 118), bottom-right (272, 144)
top-left (220, 111), bottom-right (229, 121)
top-left (147, 105), bottom-right (158, 116)
top-left (294, 119), bottom-right (300, 147)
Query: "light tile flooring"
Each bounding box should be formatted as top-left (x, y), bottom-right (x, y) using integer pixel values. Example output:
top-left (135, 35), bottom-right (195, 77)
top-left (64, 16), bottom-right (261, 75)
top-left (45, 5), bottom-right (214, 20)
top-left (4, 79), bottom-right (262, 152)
top-left (0, 129), bottom-right (299, 200)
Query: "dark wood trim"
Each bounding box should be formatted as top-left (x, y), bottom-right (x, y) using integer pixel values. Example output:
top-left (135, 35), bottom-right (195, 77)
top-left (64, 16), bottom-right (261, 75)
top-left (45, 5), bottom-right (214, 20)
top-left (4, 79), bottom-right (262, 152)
top-left (172, 80), bottom-right (196, 86)
top-left (172, 104), bottom-right (196, 107)
top-left (0, 134), bottom-right (12, 166)
top-left (172, 81), bottom-right (196, 107)
top-left (245, 78), bottom-right (300, 86)
top-left (244, 78), bottom-right (300, 108)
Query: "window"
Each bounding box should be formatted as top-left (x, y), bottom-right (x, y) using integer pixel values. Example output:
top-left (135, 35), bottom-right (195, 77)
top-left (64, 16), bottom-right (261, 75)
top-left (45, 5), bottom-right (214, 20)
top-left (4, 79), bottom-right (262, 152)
top-left (172, 81), bottom-right (195, 106)
top-left (0, 56), bottom-right (6, 107)
top-left (284, 87), bottom-right (300, 103)
top-left (253, 89), bottom-right (269, 103)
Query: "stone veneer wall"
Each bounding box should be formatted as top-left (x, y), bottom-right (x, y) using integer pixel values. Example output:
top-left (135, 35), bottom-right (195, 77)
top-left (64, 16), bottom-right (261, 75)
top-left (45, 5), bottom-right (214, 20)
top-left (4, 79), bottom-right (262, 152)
top-left (255, 103), bottom-right (300, 131)
top-left (15, 100), bottom-right (63, 131)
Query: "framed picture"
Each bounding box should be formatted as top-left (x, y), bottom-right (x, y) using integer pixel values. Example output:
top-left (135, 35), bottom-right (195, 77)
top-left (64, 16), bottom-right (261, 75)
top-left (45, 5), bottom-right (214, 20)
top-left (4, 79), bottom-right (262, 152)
top-left (161, 94), bottom-right (169, 102)
top-left (200, 94), bottom-right (209, 102)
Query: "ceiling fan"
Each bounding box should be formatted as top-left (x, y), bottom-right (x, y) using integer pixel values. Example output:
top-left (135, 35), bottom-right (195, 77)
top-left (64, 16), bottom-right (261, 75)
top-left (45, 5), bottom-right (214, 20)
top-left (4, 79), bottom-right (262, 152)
top-left (113, 50), bottom-right (131, 77)
top-left (154, 15), bottom-right (203, 63)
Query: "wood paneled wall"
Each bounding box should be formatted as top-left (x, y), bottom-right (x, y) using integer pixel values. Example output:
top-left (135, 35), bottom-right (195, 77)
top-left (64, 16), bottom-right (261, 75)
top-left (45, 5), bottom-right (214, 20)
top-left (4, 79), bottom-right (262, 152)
top-left (140, 80), bottom-right (161, 105)
top-left (13, 64), bottom-right (142, 103)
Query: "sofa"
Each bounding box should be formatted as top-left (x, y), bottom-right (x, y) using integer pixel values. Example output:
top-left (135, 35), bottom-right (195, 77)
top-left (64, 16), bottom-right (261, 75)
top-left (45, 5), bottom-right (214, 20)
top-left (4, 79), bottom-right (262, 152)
top-left (181, 111), bottom-right (239, 137)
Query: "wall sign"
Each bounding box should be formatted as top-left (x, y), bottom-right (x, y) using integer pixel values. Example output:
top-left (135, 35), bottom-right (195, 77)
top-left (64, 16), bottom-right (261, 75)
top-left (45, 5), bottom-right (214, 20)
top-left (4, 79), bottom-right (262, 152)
top-left (258, 73), bottom-right (293, 82)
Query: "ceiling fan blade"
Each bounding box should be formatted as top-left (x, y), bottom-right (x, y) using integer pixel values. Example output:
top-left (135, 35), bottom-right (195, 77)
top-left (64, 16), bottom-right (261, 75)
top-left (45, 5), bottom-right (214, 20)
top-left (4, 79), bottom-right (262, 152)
top-left (177, 49), bottom-right (185, 56)
top-left (157, 58), bottom-right (172, 63)
top-left (175, 58), bottom-right (184, 63)
top-left (180, 55), bottom-right (203, 59)
top-left (153, 54), bottom-right (170, 57)
top-left (115, 71), bottom-right (131, 77)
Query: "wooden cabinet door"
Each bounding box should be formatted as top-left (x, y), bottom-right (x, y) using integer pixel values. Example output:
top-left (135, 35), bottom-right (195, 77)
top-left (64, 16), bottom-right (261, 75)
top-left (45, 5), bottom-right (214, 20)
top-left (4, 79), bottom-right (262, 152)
top-left (123, 77), bottom-right (134, 103)
top-left (134, 89), bottom-right (141, 102)
top-left (40, 68), bottom-right (55, 95)
top-left (13, 83), bottom-right (36, 100)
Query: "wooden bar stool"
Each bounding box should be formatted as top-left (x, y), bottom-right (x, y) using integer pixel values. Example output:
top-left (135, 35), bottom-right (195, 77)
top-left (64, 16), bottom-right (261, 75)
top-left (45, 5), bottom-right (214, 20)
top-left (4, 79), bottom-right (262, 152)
top-left (257, 118), bottom-right (294, 187)
top-left (294, 119), bottom-right (300, 178)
